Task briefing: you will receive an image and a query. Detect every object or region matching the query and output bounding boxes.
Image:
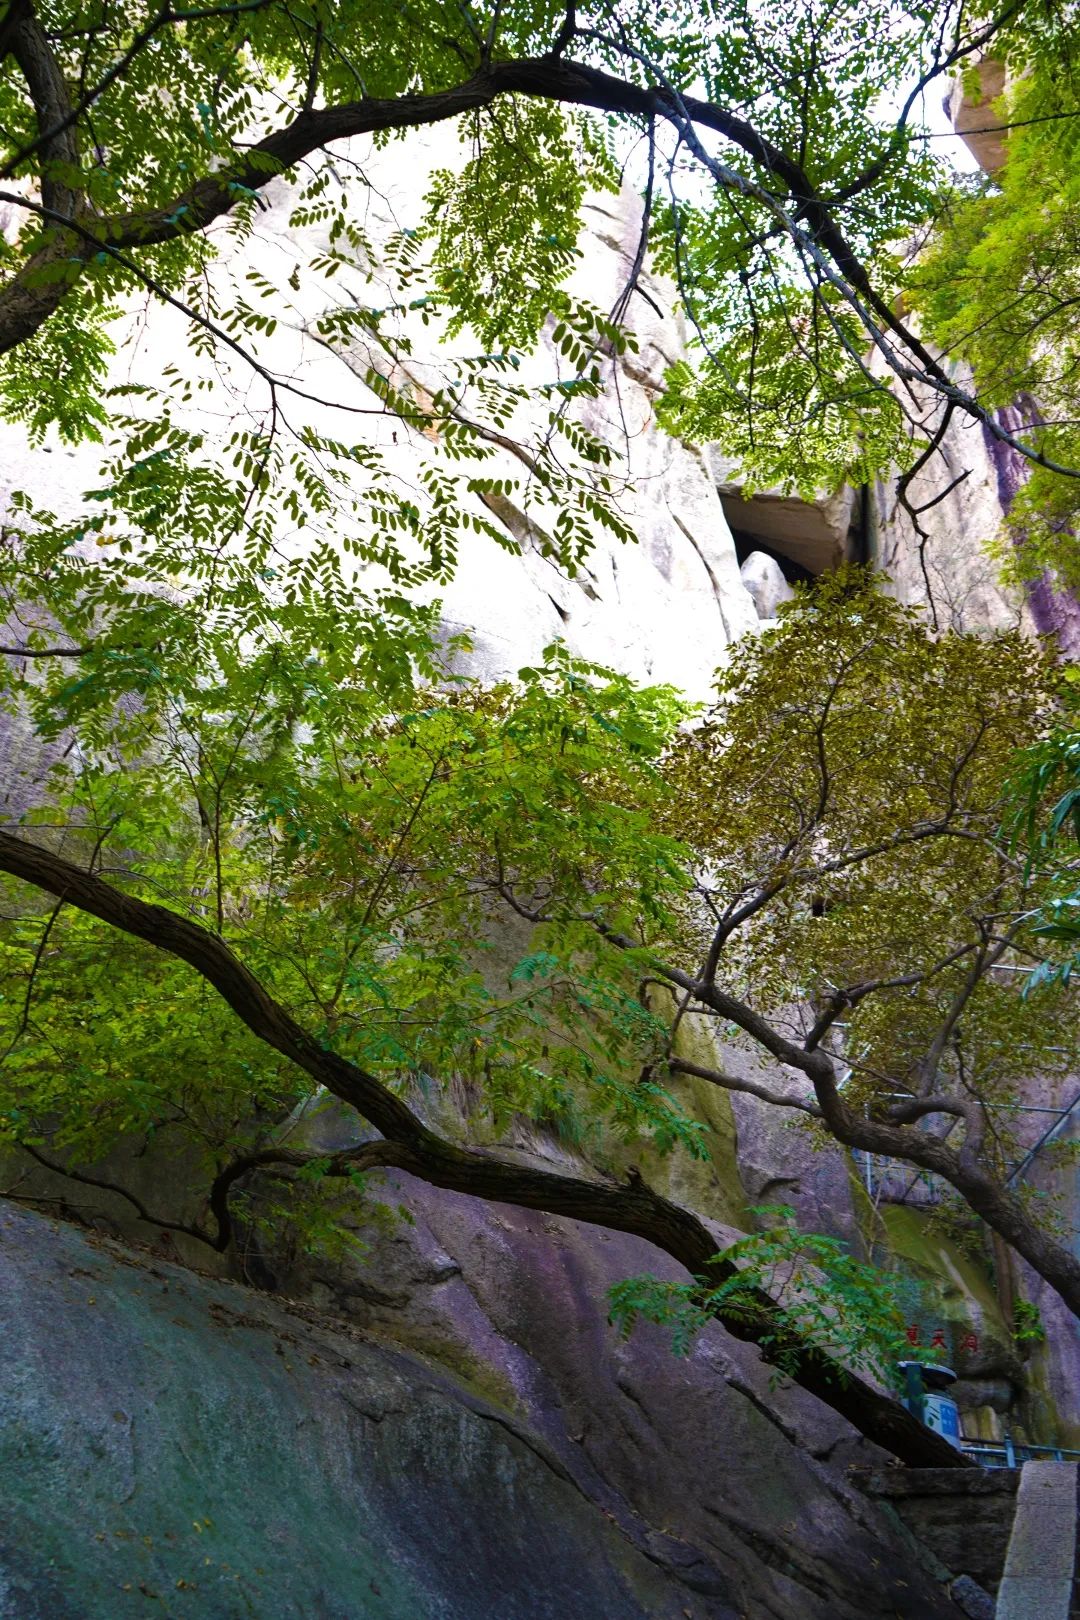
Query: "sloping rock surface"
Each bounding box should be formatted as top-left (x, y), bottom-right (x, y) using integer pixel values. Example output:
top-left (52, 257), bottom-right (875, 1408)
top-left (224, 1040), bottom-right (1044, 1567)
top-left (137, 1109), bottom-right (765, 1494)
top-left (0, 1201), bottom-right (965, 1620)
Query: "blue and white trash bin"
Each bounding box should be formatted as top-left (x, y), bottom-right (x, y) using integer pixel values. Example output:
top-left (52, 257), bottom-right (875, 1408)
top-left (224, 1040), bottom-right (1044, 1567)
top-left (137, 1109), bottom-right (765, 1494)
top-left (898, 1360), bottom-right (962, 1449)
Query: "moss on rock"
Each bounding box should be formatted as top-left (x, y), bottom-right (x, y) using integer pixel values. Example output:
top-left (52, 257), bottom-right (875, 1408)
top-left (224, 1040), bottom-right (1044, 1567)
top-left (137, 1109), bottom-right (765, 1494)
top-left (876, 1205), bottom-right (1019, 1383)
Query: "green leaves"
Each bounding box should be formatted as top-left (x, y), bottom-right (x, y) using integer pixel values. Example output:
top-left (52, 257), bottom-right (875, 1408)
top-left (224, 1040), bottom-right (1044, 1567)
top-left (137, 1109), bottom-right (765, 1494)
top-left (0, 295), bottom-right (117, 444)
top-left (609, 1205), bottom-right (912, 1385)
top-left (423, 100), bottom-right (587, 352)
top-left (0, 900), bottom-right (300, 1176)
top-left (657, 298), bottom-right (915, 497)
top-left (2, 0), bottom-right (1077, 1309)
top-left (3, 565), bottom-right (1067, 1276)
top-left (2, 0), bottom-right (1049, 531)
top-left (905, 14), bottom-right (1080, 586)
top-left (660, 569), bottom-right (1075, 1160)
top-left (1013, 1298), bottom-right (1046, 1351)
top-left (0, 633), bottom-right (704, 1230)
top-left (1007, 718), bottom-right (1080, 992)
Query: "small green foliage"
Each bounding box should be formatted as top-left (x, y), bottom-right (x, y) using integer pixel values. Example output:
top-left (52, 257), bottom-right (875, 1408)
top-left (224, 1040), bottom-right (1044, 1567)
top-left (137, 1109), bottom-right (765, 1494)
top-left (660, 570), bottom-right (1073, 1163)
top-left (1013, 1298), bottom-right (1047, 1351)
top-left (609, 1205), bottom-right (911, 1386)
top-left (0, 295), bottom-right (117, 444)
top-left (905, 11), bottom-right (1080, 587)
top-left (423, 100), bottom-right (588, 352)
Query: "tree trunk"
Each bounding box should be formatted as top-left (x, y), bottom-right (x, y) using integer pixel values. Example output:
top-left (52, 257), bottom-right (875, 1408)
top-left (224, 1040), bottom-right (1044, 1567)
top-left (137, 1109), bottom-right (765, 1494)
top-left (681, 975), bottom-right (1080, 1321)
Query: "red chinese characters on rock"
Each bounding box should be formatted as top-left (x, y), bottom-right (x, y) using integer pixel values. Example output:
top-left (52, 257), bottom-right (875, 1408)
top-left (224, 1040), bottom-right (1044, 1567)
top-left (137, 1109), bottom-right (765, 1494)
top-left (904, 1326), bottom-right (979, 1353)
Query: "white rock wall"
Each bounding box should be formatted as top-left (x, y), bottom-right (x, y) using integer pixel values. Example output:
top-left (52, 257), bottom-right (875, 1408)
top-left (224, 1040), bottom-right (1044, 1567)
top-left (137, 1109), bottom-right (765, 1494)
top-left (870, 386), bottom-right (1034, 636)
top-left (434, 191), bottom-right (759, 690)
top-left (0, 150), bottom-right (759, 703)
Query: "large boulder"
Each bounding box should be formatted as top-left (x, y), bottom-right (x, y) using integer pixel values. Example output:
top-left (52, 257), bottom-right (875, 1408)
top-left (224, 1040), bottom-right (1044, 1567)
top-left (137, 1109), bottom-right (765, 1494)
top-left (0, 1200), bottom-right (970, 1620)
top-left (739, 550), bottom-right (795, 621)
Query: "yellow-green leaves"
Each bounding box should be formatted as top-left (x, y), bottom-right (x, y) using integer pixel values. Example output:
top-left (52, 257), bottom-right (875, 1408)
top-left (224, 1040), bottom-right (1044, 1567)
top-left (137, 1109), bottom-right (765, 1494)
top-left (668, 570), bottom-right (1070, 1143)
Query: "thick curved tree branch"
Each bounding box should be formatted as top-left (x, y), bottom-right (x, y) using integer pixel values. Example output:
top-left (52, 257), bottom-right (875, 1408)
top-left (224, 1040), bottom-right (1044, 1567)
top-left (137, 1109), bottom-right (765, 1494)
top-left (5, 0), bottom-right (79, 220)
top-left (204, 1137), bottom-right (405, 1251)
top-left (0, 824), bottom-right (968, 1468)
top-left (0, 44), bottom-right (1075, 479)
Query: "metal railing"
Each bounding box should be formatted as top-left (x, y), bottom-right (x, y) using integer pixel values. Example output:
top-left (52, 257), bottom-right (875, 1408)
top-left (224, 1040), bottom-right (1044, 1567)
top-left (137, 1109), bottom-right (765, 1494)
top-left (1006, 1085), bottom-right (1080, 1188)
top-left (960, 1438), bottom-right (1080, 1469)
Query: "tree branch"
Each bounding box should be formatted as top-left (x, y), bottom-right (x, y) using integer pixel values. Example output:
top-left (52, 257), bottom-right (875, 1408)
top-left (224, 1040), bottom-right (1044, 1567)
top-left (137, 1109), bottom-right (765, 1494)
top-left (6, 0), bottom-right (80, 220)
top-left (17, 1140), bottom-right (217, 1246)
top-left (0, 641), bottom-right (96, 656)
top-left (0, 47), bottom-right (1075, 481)
top-left (0, 823), bottom-right (970, 1467)
top-left (598, 927), bottom-right (1080, 1319)
top-left (668, 1056), bottom-right (821, 1116)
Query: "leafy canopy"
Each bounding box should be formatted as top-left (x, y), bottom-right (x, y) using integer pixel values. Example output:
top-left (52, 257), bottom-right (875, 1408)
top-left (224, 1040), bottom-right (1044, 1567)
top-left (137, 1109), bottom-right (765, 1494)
top-left (2, 0), bottom-right (1078, 749)
top-left (3, 575), bottom-right (1076, 1300)
top-left (3, 0), bottom-right (1080, 1383)
top-left (2, 0), bottom-right (1076, 614)
top-left (907, 23), bottom-right (1080, 587)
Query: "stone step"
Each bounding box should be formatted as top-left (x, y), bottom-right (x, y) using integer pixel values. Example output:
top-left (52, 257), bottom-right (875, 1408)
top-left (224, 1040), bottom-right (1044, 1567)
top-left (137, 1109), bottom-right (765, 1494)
top-left (995, 1461), bottom-right (1078, 1620)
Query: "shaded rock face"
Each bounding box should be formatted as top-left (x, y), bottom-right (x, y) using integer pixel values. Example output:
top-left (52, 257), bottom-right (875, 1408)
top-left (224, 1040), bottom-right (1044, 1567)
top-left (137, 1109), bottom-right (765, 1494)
top-left (724, 1085), bottom-right (862, 1252)
top-left (251, 1137), bottom-right (969, 1614)
top-left (0, 1207), bottom-right (691, 1620)
top-left (0, 1201), bottom-right (967, 1620)
top-left (857, 1466), bottom-right (1018, 1600)
top-left (870, 401), bottom-right (1033, 637)
top-left (982, 401), bottom-right (1080, 660)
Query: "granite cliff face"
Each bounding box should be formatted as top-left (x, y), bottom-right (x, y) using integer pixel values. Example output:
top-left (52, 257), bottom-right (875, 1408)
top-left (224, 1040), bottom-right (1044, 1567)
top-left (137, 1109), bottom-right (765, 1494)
top-left (1, 1201), bottom-right (967, 1620)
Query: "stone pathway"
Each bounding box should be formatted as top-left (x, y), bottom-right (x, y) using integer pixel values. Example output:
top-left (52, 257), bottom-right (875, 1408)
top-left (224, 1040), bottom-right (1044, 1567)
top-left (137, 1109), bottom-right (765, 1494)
top-left (995, 1461), bottom-right (1078, 1619)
